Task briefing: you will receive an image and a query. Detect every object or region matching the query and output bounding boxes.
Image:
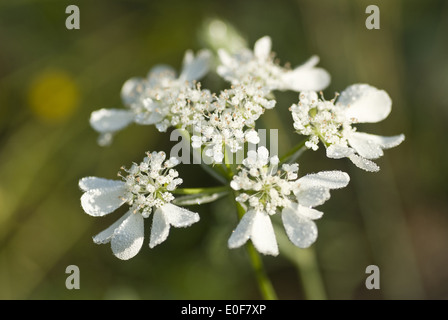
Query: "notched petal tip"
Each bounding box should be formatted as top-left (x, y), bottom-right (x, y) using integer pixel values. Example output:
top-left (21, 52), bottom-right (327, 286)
top-left (375, 133), bottom-right (405, 149)
top-left (338, 84), bottom-right (392, 123)
top-left (348, 132), bottom-right (384, 160)
top-left (92, 211), bottom-right (131, 245)
top-left (180, 49), bottom-right (212, 82)
top-left (282, 206), bottom-right (318, 249)
top-left (294, 186), bottom-right (331, 208)
top-left (326, 144), bottom-right (354, 159)
top-left (165, 204), bottom-right (200, 228)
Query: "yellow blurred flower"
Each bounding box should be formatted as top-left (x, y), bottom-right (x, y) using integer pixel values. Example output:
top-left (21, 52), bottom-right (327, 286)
top-left (28, 69), bottom-right (79, 123)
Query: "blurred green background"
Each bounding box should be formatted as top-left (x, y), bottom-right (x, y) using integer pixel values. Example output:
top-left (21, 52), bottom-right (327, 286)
top-left (0, 0), bottom-right (447, 300)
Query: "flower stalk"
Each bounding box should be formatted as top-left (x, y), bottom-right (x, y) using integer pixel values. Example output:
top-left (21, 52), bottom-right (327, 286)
top-left (234, 198), bottom-right (278, 300)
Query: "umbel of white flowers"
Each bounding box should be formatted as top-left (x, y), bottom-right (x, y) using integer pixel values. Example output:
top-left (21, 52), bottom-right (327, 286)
top-left (290, 84), bottom-right (405, 172)
top-left (229, 147), bottom-right (349, 256)
top-left (88, 36), bottom-right (331, 163)
top-left (80, 34), bottom-right (405, 259)
top-left (217, 35), bottom-right (330, 92)
top-left (79, 152), bottom-right (199, 260)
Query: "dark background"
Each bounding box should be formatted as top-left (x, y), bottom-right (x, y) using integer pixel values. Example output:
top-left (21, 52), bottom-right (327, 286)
top-left (0, 0), bottom-right (447, 299)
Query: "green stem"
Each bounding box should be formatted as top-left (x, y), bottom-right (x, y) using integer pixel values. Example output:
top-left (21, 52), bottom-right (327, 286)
top-left (279, 138), bottom-right (308, 164)
top-left (223, 145), bottom-right (236, 180)
top-left (218, 162), bottom-right (231, 181)
top-left (294, 247), bottom-right (327, 300)
top-left (259, 100), bottom-right (293, 153)
top-left (275, 224), bottom-right (327, 300)
top-left (234, 199), bottom-right (278, 300)
top-left (172, 185), bottom-right (229, 195)
top-left (246, 242), bottom-right (278, 300)
top-left (198, 162), bottom-right (228, 184)
top-left (174, 125), bottom-right (229, 183)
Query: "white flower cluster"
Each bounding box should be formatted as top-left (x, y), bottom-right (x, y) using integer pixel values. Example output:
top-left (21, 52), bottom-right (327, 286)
top-left (89, 36), bottom-right (329, 163)
top-left (291, 84), bottom-right (405, 172)
top-left (81, 33), bottom-right (405, 259)
top-left (118, 152), bottom-right (183, 217)
top-left (79, 151), bottom-right (199, 260)
top-left (191, 82), bottom-right (275, 162)
top-left (90, 50), bottom-right (212, 145)
top-left (218, 36), bottom-right (330, 92)
top-left (229, 147), bottom-right (349, 255)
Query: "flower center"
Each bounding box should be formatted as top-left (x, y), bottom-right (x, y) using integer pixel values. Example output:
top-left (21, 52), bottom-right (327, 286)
top-left (119, 152), bottom-right (181, 217)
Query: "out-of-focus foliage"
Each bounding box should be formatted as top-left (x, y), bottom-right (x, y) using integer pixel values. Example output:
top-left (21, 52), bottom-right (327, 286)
top-left (0, 0), bottom-right (447, 299)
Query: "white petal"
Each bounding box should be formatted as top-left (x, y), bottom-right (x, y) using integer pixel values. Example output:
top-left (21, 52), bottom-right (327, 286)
top-left (294, 186), bottom-right (330, 208)
top-left (254, 36), bottom-right (272, 60)
top-left (298, 205), bottom-right (324, 220)
top-left (348, 132), bottom-right (384, 159)
top-left (282, 205), bottom-right (318, 248)
top-left (120, 77), bottom-right (146, 106)
top-left (282, 57), bottom-right (330, 92)
top-left (97, 132), bottom-right (114, 147)
top-left (299, 55), bottom-right (320, 69)
top-left (216, 50), bottom-right (236, 81)
top-left (338, 84), bottom-right (392, 123)
top-left (326, 144), bottom-right (354, 159)
top-left (352, 132), bottom-right (405, 149)
top-left (79, 177), bottom-right (124, 192)
top-left (160, 203), bottom-right (200, 228)
top-left (182, 50), bottom-right (194, 68)
top-left (180, 49), bottom-right (212, 82)
top-left (298, 171), bottom-right (350, 190)
top-left (134, 110), bottom-right (164, 125)
top-left (89, 108), bottom-right (134, 133)
top-left (348, 154), bottom-right (380, 172)
top-left (285, 202), bottom-right (323, 220)
top-left (245, 149), bottom-right (258, 164)
top-left (147, 65), bottom-right (176, 87)
top-left (217, 49), bottom-right (234, 67)
top-left (228, 210), bottom-right (256, 249)
top-left (80, 182), bottom-right (127, 216)
top-left (93, 211), bottom-right (131, 244)
top-left (257, 146), bottom-right (269, 164)
top-left (250, 211), bottom-right (279, 256)
top-left (111, 212), bottom-right (144, 260)
top-left (149, 207), bottom-right (170, 248)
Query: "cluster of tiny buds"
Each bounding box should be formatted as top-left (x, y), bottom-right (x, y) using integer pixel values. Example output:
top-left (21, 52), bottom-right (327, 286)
top-left (231, 148), bottom-right (301, 215)
top-left (182, 81), bottom-right (276, 163)
top-left (290, 91), bottom-right (356, 151)
top-left (117, 151), bottom-right (182, 218)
